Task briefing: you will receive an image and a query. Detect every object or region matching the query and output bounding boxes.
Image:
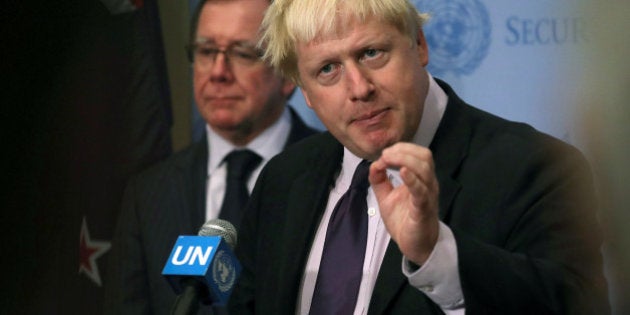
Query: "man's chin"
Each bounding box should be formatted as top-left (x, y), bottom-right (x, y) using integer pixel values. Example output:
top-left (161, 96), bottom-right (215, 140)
top-left (209, 119), bottom-right (244, 132)
top-left (350, 140), bottom-right (395, 161)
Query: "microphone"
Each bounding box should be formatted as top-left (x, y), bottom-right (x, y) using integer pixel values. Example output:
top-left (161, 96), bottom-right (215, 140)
top-left (162, 219), bottom-right (241, 314)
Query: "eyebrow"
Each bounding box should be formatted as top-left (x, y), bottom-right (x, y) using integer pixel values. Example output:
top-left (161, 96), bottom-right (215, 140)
top-left (303, 34), bottom-right (393, 61)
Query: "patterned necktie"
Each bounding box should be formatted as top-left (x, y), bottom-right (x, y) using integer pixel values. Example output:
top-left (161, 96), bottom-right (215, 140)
top-left (310, 160), bottom-right (371, 315)
top-left (218, 150), bottom-right (261, 230)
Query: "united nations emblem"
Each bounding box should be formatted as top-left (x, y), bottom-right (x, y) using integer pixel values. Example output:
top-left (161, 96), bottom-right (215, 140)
top-left (212, 250), bottom-right (236, 293)
top-left (413, 0), bottom-right (491, 76)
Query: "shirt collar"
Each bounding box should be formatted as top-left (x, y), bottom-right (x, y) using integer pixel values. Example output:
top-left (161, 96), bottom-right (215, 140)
top-left (207, 107), bottom-right (292, 175)
top-left (413, 73), bottom-right (448, 148)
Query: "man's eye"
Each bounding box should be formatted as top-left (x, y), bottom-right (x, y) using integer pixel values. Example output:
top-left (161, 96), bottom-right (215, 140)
top-left (364, 49), bottom-right (381, 59)
top-left (315, 63), bottom-right (340, 85)
top-left (197, 47), bottom-right (217, 56)
top-left (232, 49), bottom-right (259, 61)
top-left (320, 64), bottom-right (334, 74)
top-left (361, 48), bottom-right (388, 68)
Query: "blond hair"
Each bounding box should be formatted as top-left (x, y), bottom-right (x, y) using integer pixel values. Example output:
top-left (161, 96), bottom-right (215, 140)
top-left (259, 0), bottom-right (429, 84)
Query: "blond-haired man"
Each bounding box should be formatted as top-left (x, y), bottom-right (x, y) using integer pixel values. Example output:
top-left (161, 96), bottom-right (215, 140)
top-left (228, 0), bottom-right (609, 314)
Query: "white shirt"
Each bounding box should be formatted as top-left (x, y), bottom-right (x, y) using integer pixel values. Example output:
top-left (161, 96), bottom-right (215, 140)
top-left (205, 107), bottom-right (292, 220)
top-left (297, 74), bottom-right (465, 315)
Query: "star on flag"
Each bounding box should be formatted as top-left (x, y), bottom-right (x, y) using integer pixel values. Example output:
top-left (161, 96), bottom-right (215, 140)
top-left (79, 216), bottom-right (111, 286)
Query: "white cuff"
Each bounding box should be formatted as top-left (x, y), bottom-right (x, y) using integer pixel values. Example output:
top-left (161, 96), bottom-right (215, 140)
top-left (401, 221), bottom-right (464, 309)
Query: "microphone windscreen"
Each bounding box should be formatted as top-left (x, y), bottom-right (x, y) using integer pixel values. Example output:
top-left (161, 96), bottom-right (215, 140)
top-left (198, 219), bottom-right (237, 249)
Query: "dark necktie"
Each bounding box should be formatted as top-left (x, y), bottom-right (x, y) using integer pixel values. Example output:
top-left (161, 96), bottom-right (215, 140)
top-left (218, 150), bottom-right (262, 230)
top-left (310, 160), bottom-right (371, 315)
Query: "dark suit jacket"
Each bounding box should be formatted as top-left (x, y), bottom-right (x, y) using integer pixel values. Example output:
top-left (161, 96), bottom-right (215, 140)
top-left (104, 108), bottom-right (318, 315)
top-left (229, 81), bottom-right (609, 314)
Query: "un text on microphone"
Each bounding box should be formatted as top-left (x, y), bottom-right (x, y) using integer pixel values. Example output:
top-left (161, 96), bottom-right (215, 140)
top-left (162, 235), bottom-right (241, 306)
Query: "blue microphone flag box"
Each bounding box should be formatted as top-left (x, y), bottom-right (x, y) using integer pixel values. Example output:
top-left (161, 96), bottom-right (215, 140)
top-left (162, 235), bottom-right (241, 305)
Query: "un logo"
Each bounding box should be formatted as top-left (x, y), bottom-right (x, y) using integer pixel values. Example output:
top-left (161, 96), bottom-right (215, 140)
top-left (212, 250), bottom-right (236, 293)
top-left (413, 0), bottom-right (491, 76)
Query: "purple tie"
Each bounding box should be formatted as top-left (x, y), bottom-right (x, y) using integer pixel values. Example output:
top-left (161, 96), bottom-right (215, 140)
top-left (218, 150), bottom-right (261, 230)
top-left (310, 160), bottom-right (371, 315)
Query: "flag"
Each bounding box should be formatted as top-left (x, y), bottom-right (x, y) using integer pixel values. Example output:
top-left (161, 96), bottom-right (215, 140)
top-left (4, 0), bottom-right (172, 313)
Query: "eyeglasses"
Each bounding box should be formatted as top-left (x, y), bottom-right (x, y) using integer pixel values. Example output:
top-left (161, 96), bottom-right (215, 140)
top-left (186, 41), bottom-right (263, 70)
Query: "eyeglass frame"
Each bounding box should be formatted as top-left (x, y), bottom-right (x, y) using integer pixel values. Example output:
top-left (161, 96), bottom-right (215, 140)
top-left (185, 38), bottom-right (265, 70)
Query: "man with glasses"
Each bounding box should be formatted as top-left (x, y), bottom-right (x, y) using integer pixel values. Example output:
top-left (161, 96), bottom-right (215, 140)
top-left (104, 0), bottom-right (318, 314)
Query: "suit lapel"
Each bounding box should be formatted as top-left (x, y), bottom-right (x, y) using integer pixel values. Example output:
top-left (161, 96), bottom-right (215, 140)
top-left (175, 137), bottom-right (208, 233)
top-left (368, 241), bottom-right (406, 314)
top-left (275, 133), bottom-right (343, 312)
top-left (285, 107), bottom-right (317, 147)
top-left (369, 80), bottom-right (471, 314)
top-left (430, 80), bottom-right (470, 222)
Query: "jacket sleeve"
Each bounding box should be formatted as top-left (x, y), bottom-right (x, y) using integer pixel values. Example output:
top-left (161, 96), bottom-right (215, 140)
top-left (453, 142), bottom-right (609, 315)
top-left (104, 177), bottom-right (152, 315)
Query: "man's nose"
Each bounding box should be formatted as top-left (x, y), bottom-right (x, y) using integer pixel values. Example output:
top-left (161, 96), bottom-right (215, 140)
top-left (209, 52), bottom-right (235, 83)
top-left (345, 63), bottom-right (375, 102)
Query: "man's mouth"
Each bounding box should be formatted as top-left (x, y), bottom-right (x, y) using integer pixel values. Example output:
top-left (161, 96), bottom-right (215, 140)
top-left (353, 108), bottom-right (390, 124)
top-left (208, 96), bottom-right (241, 106)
